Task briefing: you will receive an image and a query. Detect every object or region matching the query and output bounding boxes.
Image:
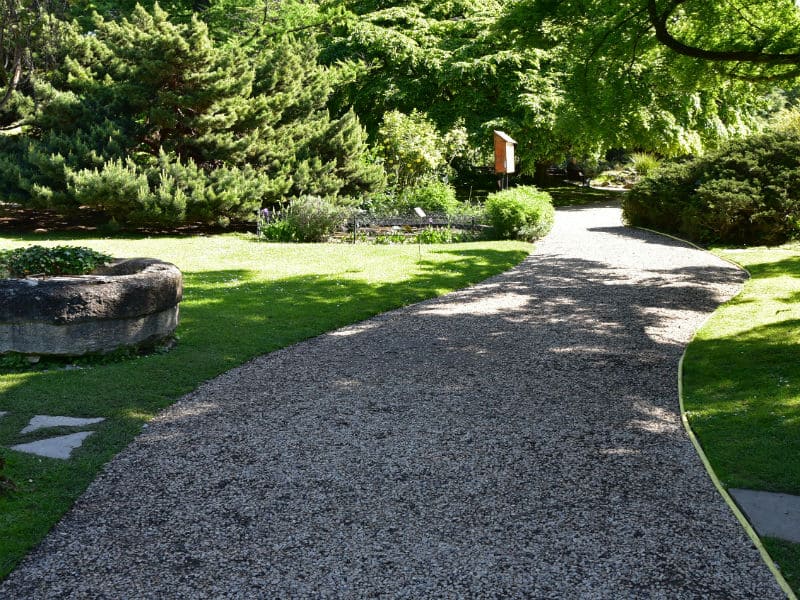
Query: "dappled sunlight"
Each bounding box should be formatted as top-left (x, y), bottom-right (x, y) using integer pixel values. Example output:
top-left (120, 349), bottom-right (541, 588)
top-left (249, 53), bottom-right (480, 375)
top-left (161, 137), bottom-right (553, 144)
top-left (628, 402), bottom-right (680, 435)
top-left (599, 448), bottom-right (641, 456)
top-left (641, 306), bottom-right (704, 346)
top-left (414, 291), bottom-right (532, 317)
top-left (123, 410), bottom-right (157, 423)
top-left (330, 322), bottom-right (381, 337)
top-left (332, 378), bottom-right (364, 391)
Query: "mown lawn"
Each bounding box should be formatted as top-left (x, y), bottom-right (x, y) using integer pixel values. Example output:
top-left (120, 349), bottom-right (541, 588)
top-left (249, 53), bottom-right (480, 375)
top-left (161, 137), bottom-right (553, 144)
top-left (682, 242), bottom-right (800, 593)
top-left (0, 233), bottom-right (531, 579)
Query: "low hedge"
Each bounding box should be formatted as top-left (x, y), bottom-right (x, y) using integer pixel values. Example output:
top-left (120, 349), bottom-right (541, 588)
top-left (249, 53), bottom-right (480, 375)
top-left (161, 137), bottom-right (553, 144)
top-left (623, 127), bottom-right (800, 245)
top-left (484, 186), bottom-right (555, 241)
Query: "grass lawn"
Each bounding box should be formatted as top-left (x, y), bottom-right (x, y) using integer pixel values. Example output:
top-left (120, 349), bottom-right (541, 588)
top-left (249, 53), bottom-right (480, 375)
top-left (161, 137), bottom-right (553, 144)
top-left (682, 242), bottom-right (800, 593)
top-left (0, 232), bottom-right (531, 579)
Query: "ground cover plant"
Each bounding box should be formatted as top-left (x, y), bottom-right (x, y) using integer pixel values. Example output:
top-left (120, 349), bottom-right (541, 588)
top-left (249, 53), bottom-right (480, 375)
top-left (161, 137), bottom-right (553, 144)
top-left (0, 245), bottom-right (111, 278)
top-left (0, 232), bottom-right (531, 579)
top-left (682, 242), bottom-right (800, 593)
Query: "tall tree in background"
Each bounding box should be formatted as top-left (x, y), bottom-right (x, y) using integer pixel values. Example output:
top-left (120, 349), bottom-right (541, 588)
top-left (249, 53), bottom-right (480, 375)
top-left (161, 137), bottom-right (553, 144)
top-left (0, 0), bottom-right (70, 122)
top-left (324, 0), bottom-right (792, 180)
top-left (500, 0), bottom-right (777, 163)
top-left (645, 0), bottom-right (800, 80)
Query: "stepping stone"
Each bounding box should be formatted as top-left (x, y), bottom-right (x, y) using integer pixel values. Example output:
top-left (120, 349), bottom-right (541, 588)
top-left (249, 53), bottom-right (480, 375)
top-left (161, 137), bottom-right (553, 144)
top-left (0, 411), bottom-right (7, 419)
top-left (20, 415), bottom-right (105, 435)
top-left (10, 432), bottom-right (95, 460)
top-left (730, 488), bottom-right (800, 543)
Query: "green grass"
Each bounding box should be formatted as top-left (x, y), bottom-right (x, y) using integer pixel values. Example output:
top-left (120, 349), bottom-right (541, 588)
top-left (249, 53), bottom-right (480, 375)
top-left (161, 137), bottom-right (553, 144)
top-left (682, 242), bottom-right (800, 593)
top-left (764, 538), bottom-right (800, 593)
top-left (0, 233), bottom-right (531, 579)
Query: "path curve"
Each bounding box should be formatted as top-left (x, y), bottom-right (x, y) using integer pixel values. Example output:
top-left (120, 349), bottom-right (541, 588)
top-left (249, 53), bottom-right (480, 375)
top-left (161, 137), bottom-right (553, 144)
top-left (1, 204), bottom-right (786, 598)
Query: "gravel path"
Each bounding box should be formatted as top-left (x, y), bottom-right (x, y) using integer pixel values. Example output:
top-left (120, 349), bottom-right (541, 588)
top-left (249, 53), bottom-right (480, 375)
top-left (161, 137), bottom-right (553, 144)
top-left (2, 204), bottom-right (786, 598)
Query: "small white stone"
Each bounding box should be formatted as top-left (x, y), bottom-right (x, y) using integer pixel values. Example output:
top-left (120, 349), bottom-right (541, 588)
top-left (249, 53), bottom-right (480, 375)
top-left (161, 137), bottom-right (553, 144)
top-left (0, 411), bottom-right (7, 419)
top-left (11, 431), bottom-right (95, 459)
top-left (20, 415), bottom-right (105, 435)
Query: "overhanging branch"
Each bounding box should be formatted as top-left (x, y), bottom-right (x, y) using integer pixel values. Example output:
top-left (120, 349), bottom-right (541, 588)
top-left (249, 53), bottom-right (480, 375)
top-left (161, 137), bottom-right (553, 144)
top-left (647, 0), bottom-right (800, 66)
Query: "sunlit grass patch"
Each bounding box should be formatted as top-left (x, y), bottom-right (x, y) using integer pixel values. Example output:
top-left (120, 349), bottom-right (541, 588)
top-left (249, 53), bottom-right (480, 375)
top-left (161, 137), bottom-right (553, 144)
top-left (683, 242), bottom-right (800, 593)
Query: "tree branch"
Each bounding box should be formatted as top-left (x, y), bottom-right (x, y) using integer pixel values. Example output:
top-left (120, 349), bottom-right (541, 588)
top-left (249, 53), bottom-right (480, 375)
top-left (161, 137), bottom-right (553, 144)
top-left (647, 0), bottom-right (800, 65)
top-left (0, 49), bottom-right (23, 111)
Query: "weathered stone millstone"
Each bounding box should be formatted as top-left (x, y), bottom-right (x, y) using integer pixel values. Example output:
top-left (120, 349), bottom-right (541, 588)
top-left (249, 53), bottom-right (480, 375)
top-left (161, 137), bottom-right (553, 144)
top-left (0, 258), bottom-right (182, 356)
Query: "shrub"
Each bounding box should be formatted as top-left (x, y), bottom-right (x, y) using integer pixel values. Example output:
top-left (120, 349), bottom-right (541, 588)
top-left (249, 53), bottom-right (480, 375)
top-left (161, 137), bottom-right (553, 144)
top-left (378, 110), bottom-right (467, 191)
top-left (70, 151), bottom-right (268, 227)
top-left (1, 7), bottom-right (383, 228)
top-left (260, 196), bottom-right (350, 243)
top-left (484, 186), bottom-right (555, 241)
top-left (399, 181), bottom-right (460, 216)
top-left (629, 152), bottom-right (661, 177)
top-left (0, 245), bottom-right (112, 278)
top-left (415, 227), bottom-right (473, 244)
top-left (258, 218), bottom-right (296, 242)
top-left (624, 127), bottom-right (800, 245)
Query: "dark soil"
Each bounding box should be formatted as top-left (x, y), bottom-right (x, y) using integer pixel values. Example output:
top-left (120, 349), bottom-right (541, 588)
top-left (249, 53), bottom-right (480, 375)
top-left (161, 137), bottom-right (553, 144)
top-left (0, 203), bottom-right (255, 237)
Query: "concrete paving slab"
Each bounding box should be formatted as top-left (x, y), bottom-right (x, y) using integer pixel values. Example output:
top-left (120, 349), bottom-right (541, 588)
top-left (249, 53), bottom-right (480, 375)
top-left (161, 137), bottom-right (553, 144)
top-left (20, 415), bottom-right (105, 434)
top-left (11, 432), bottom-right (95, 460)
top-left (730, 488), bottom-right (800, 543)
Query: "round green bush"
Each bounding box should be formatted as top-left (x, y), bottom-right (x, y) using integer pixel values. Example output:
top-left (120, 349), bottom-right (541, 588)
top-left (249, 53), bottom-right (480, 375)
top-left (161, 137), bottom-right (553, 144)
top-left (624, 127), bottom-right (800, 245)
top-left (484, 186), bottom-right (555, 241)
top-left (399, 181), bottom-right (460, 215)
top-left (0, 245), bottom-right (112, 278)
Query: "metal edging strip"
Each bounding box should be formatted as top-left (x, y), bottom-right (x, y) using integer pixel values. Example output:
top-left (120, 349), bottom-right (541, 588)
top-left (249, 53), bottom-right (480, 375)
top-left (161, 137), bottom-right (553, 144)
top-left (632, 226), bottom-right (795, 598)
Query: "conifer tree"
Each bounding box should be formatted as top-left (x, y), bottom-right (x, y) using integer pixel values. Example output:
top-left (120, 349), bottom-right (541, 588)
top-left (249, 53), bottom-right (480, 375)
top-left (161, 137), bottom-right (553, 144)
top-left (1, 4), bottom-right (383, 226)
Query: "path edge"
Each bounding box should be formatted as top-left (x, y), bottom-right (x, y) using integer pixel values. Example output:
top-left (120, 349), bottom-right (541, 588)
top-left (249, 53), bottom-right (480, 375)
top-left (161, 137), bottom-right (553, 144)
top-left (634, 226), bottom-right (795, 599)
top-left (678, 352), bottom-right (795, 599)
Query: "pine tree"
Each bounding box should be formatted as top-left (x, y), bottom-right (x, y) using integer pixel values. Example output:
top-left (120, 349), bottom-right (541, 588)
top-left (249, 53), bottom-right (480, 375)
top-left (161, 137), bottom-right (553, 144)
top-left (3, 4), bottom-right (383, 226)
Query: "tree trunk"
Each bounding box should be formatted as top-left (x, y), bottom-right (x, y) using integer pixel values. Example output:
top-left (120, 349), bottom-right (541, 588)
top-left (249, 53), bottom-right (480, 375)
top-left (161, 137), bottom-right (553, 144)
top-left (533, 161), bottom-right (550, 187)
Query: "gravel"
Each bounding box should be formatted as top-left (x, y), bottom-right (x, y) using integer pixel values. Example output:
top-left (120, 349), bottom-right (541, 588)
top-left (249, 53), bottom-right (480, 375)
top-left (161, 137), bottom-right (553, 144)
top-left (1, 202), bottom-right (786, 599)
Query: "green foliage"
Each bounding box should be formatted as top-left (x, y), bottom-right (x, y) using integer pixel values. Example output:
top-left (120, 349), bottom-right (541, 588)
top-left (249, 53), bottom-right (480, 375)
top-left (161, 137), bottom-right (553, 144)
top-left (0, 456), bottom-right (15, 496)
top-left (484, 185), bottom-right (555, 241)
top-left (325, 0), bottom-right (778, 180)
top-left (260, 196), bottom-right (351, 243)
top-left (624, 127), bottom-right (800, 245)
top-left (69, 151), bottom-right (269, 227)
top-left (2, 5), bottom-right (383, 227)
top-left (0, 245), bottom-right (111, 278)
top-left (629, 152), bottom-right (661, 177)
top-left (374, 231), bottom-right (410, 245)
top-left (377, 110), bottom-right (466, 190)
top-left (399, 181), bottom-right (460, 215)
top-left (415, 226), bottom-right (473, 244)
top-left (258, 218), bottom-right (296, 243)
